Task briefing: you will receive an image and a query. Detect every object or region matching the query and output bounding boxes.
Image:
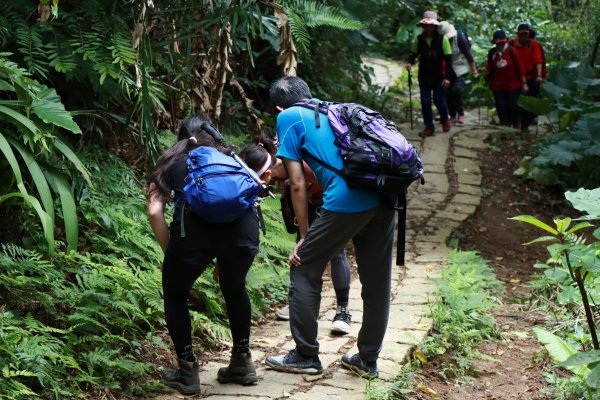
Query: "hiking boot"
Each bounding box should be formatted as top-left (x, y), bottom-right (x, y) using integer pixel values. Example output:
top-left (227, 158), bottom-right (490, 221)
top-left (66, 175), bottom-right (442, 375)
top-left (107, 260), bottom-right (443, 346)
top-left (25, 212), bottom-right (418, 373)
top-left (457, 115), bottom-right (465, 124)
top-left (217, 351), bottom-right (257, 385)
top-left (341, 353), bottom-right (379, 379)
top-left (275, 305), bottom-right (290, 321)
top-left (161, 358), bottom-right (201, 395)
top-left (448, 116), bottom-right (455, 125)
top-left (418, 126), bottom-right (435, 137)
top-left (441, 119), bottom-right (451, 132)
top-left (331, 306), bottom-right (351, 335)
top-left (266, 349), bottom-right (323, 374)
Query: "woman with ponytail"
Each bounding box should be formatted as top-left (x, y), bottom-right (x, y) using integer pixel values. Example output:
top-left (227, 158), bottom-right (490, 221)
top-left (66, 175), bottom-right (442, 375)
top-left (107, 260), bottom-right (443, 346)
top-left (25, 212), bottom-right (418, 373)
top-left (239, 138), bottom-right (353, 335)
top-left (147, 116), bottom-right (268, 394)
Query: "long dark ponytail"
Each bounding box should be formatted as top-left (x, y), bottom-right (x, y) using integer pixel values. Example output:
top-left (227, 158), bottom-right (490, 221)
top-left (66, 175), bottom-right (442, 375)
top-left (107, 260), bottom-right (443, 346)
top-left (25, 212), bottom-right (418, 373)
top-left (149, 116), bottom-right (230, 198)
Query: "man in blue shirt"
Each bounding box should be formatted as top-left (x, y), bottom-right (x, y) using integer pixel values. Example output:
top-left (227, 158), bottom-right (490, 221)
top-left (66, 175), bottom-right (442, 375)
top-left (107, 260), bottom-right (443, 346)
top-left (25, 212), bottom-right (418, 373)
top-left (265, 76), bottom-right (396, 379)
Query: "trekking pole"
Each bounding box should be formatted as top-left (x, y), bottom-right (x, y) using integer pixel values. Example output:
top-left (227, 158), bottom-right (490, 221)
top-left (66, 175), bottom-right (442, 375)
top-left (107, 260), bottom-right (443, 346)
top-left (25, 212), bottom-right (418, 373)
top-left (407, 68), bottom-right (413, 130)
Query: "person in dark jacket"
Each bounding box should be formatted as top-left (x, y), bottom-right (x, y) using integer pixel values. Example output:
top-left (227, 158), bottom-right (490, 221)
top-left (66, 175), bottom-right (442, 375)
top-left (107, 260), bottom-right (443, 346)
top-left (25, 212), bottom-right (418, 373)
top-left (147, 116), bottom-right (272, 394)
top-left (406, 10), bottom-right (453, 137)
top-left (483, 30), bottom-right (527, 128)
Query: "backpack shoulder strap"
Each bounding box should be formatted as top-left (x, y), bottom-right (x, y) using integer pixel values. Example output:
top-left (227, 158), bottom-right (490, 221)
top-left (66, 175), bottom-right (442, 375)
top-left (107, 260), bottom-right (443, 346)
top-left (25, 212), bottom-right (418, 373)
top-left (302, 150), bottom-right (343, 176)
top-left (293, 100), bottom-right (329, 128)
top-left (507, 47), bottom-right (521, 78)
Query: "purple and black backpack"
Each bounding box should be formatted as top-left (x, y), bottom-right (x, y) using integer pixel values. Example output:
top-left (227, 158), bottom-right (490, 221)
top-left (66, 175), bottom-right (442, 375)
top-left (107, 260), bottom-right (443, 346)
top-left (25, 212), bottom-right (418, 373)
top-left (297, 100), bottom-right (425, 265)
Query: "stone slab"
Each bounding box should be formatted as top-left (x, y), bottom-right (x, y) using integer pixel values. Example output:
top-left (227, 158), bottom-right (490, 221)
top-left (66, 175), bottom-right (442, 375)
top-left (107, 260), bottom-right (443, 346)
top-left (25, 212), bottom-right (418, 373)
top-left (457, 173), bottom-right (482, 186)
top-left (453, 193), bottom-right (481, 206)
top-left (454, 147), bottom-right (479, 159)
top-left (457, 183), bottom-right (482, 196)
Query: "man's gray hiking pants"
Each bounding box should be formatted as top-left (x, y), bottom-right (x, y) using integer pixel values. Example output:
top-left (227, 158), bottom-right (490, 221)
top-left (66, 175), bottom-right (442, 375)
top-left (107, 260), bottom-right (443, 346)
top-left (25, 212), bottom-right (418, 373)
top-left (289, 205), bottom-right (395, 362)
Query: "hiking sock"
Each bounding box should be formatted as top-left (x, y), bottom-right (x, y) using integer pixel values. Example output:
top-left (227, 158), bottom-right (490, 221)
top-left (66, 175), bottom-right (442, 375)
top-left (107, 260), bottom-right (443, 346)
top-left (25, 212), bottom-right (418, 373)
top-left (178, 344), bottom-right (196, 363)
top-left (233, 338), bottom-right (250, 354)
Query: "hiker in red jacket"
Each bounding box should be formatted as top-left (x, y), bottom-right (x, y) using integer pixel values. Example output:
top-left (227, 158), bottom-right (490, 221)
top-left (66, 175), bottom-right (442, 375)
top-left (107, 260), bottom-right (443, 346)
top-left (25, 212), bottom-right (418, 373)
top-left (483, 30), bottom-right (527, 128)
top-left (511, 23), bottom-right (544, 132)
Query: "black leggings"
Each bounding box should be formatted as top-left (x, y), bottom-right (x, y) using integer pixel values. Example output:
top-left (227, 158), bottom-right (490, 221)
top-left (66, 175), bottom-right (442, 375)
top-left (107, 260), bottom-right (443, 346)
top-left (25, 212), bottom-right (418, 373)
top-left (162, 246), bottom-right (257, 358)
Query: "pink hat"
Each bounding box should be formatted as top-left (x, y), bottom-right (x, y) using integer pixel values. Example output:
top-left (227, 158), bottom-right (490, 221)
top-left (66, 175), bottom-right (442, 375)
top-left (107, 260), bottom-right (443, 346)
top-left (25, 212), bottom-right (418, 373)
top-left (417, 11), bottom-right (440, 26)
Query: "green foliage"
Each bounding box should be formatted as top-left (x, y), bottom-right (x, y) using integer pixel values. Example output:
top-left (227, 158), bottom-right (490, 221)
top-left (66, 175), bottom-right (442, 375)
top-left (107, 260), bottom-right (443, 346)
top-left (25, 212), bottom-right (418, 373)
top-left (514, 192), bottom-right (600, 397)
top-left (0, 147), bottom-right (294, 397)
top-left (419, 251), bottom-right (503, 378)
top-left (565, 188), bottom-right (600, 218)
top-left (515, 63), bottom-right (600, 189)
top-left (283, 0), bottom-right (363, 57)
top-left (0, 53), bottom-right (86, 254)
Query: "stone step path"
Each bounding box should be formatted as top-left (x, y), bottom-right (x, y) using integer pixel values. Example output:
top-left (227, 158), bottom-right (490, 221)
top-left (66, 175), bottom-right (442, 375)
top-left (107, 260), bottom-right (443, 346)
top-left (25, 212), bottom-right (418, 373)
top-left (154, 59), bottom-right (497, 399)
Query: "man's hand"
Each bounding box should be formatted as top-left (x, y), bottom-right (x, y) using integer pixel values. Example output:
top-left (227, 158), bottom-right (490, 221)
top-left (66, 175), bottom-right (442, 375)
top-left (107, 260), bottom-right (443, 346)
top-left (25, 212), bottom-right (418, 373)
top-left (442, 79), bottom-right (451, 89)
top-left (472, 70), bottom-right (479, 80)
top-left (405, 63), bottom-right (412, 71)
top-left (522, 82), bottom-right (529, 93)
top-left (289, 238), bottom-right (304, 266)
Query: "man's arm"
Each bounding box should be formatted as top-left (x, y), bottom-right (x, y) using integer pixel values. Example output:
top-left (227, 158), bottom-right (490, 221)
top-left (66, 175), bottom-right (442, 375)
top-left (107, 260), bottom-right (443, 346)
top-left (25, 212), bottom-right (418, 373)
top-left (284, 158), bottom-right (309, 238)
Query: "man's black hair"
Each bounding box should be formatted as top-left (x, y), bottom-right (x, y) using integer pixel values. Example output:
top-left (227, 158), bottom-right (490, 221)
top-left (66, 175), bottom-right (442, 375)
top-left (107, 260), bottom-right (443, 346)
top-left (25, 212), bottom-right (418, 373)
top-left (269, 76), bottom-right (312, 108)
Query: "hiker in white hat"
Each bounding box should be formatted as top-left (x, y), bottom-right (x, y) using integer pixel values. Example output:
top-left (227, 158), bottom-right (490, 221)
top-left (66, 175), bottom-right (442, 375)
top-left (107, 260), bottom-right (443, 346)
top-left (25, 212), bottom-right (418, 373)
top-left (406, 11), bottom-right (453, 137)
top-left (438, 21), bottom-right (479, 125)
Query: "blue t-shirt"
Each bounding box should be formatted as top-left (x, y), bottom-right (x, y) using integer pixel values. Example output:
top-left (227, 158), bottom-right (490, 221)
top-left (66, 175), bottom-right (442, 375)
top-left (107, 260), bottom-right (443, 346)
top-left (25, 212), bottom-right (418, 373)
top-left (275, 103), bottom-right (380, 213)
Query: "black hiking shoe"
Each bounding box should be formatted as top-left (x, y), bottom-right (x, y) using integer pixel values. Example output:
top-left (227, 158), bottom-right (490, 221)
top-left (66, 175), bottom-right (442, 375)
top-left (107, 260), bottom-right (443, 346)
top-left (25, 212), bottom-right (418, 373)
top-left (265, 349), bottom-right (323, 374)
top-left (331, 306), bottom-right (352, 335)
top-left (217, 351), bottom-right (257, 385)
top-left (341, 353), bottom-right (379, 379)
top-left (161, 358), bottom-right (201, 395)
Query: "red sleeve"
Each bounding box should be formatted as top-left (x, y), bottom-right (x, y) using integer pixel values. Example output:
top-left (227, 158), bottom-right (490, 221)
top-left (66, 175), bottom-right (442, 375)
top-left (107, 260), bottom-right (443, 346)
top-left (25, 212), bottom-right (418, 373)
top-left (516, 51), bottom-right (526, 78)
top-left (532, 40), bottom-right (543, 64)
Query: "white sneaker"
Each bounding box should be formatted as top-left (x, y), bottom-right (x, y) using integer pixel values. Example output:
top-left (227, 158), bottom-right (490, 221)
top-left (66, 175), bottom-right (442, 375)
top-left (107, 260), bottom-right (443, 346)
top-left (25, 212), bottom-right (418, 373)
top-left (275, 306), bottom-right (290, 321)
top-left (330, 306), bottom-right (351, 335)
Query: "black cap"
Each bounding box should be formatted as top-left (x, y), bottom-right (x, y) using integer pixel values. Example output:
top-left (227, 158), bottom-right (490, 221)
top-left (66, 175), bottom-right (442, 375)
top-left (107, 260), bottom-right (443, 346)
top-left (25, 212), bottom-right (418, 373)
top-left (492, 29), bottom-right (508, 43)
top-left (517, 23), bottom-right (530, 33)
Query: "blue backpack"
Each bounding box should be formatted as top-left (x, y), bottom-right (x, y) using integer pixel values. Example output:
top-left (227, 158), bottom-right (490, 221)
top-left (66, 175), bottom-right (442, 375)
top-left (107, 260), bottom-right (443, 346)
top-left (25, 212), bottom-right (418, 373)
top-left (183, 146), bottom-right (263, 224)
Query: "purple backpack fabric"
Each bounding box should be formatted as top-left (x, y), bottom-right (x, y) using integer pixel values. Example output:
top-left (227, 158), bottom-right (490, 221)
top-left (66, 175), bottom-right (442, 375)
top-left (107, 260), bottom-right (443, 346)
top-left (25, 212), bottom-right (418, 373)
top-left (297, 100), bottom-right (424, 266)
top-left (298, 101), bottom-right (424, 193)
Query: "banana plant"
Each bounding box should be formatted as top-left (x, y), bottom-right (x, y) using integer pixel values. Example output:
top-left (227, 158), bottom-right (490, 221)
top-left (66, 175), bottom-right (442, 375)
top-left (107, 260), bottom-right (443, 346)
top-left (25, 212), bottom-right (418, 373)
top-left (0, 54), bottom-right (89, 255)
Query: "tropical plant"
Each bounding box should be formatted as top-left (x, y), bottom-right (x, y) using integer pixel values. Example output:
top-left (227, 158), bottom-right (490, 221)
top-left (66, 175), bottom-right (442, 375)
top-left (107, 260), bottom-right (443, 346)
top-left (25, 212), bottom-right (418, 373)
top-left (0, 53), bottom-right (88, 255)
top-left (515, 62), bottom-right (600, 189)
top-left (513, 188), bottom-right (600, 398)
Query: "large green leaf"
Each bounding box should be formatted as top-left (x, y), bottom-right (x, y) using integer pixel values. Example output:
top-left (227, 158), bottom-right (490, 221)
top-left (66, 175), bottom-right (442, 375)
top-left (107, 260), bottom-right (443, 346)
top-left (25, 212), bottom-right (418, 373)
top-left (533, 140), bottom-right (582, 167)
top-left (0, 192), bottom-right (55, 255)
top-left (0, 132), bottom-right (28, 198)
top-left (0, 104), bottom-right (39, 134)
top-left (510, 215), bottom-right (558, 235)
top-left (572, 115), bottom-right (600, 143)
top-left (542, 81), bottom-right (572, 102)
top-left (517, 95), bottom-right (552, 116)
top-left (588, 365), bottom-right (600, 388)
top-left (7, 138), bottom-right (55, 225)
top-left (53, 138), bottom-right (91, 185)
top-left (31, 87), bottom-right (81, 134)
top-left (533, 328), bottom-right (589, 378)
top-left (45, 170), bottom-right (78, 252)
top-left (565, 188), bottom-right (600, 217)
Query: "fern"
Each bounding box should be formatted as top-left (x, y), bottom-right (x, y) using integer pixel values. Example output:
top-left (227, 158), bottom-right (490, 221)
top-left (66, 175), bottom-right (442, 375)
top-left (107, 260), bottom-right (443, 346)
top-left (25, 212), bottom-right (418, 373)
top-left (46, 40), bottom-right (78, 74)
top-left (14, 24), bottom-right (49, 78)
top-left (282, 0), bottom-right (364, 57)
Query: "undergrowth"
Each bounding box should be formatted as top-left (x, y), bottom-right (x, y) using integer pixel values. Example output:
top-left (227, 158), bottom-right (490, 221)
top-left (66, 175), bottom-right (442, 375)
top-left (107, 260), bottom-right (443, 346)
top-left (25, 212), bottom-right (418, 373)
top-left (366, 250), bottom-right (504, 399)
top-left (0, 150), bottom-right (294, 399)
